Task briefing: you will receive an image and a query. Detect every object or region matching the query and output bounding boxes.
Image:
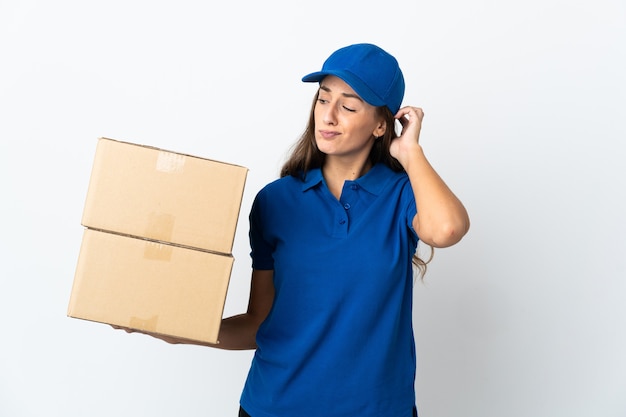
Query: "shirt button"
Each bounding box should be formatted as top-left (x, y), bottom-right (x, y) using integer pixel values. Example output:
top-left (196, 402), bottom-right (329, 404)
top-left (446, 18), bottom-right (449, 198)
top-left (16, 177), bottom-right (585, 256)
top-left (343, 203), bottom-right (351, 210)
top-left (351, 184), bottom-right (358, 190)
top-left (339, 219), bottom-right (346, 225)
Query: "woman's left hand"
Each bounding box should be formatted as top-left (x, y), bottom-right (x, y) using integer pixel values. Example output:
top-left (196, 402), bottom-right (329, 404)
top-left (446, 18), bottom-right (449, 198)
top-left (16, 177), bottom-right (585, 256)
top-left (389, 106), bottom-right (425, 168)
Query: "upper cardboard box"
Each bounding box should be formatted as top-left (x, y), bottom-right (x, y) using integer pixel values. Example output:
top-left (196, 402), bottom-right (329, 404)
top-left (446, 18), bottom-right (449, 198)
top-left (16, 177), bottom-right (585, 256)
top-left (81, 137), bottom-right (248, 254)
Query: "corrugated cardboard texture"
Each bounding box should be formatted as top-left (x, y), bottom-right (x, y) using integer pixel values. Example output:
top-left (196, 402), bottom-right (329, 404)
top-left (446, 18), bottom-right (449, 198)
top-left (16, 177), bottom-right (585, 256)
top-left (81, 137), bottom-right (248, 254)
top-left (68, 229), bottom-right (233, 344)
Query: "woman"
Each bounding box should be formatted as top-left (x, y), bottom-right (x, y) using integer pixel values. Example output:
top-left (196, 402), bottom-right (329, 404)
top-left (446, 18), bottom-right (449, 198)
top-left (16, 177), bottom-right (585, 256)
top-left (147, 43), bottom-right (469, 416)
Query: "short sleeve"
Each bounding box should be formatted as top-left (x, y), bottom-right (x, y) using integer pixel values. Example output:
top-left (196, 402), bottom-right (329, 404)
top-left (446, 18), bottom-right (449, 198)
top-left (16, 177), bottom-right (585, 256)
top-left (249, 189), bottom-right (275, 270)
top-left (402, 180), bottom-right (419, 247)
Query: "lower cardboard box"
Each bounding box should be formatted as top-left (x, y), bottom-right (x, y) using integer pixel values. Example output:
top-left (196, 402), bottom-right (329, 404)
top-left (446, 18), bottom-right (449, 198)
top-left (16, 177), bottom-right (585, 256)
top-left (68, 228), bottom-right (233, 344)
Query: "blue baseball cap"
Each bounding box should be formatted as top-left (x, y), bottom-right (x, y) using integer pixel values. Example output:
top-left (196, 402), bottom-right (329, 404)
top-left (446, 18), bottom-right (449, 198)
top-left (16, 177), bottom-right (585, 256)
top-left (302, 43), bottom-right (405, 114)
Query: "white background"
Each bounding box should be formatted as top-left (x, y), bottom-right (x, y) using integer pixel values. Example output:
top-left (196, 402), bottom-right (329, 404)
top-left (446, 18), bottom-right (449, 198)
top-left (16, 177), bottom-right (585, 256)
top-left (1, 1), bottom-right (625, 416)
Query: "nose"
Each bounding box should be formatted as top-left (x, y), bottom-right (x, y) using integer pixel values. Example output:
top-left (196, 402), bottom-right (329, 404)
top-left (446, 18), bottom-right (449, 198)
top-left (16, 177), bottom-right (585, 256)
top-left (322, 104), bottom-right (337, 126)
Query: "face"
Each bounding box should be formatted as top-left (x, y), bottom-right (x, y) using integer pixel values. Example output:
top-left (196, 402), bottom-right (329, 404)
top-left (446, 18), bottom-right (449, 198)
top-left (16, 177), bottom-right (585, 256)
top-left (314, 76), bottom-right (386, 161)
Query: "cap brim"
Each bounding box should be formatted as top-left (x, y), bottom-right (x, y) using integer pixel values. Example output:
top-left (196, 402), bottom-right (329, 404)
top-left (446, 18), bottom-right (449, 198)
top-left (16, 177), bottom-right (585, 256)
top-left (301, 71), bottom-right (326, 83)
top-left (301, 70), bottom-right (386, 108)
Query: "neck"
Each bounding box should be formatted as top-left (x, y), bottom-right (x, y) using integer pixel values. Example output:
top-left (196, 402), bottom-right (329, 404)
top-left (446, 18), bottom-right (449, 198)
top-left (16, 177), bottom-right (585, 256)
top-left (322, 156), bottom-right (372, 199)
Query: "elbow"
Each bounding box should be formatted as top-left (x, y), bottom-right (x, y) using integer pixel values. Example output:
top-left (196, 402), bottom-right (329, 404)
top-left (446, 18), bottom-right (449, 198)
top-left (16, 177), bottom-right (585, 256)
top-left (422, 217), bottom-right (470, 248)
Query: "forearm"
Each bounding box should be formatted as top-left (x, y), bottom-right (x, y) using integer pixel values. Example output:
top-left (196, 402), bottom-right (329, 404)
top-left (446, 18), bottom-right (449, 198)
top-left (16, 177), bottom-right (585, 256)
top-left (211, 313), bottom-right (262, 350)
top-left (404, 144), bottom-right (470, 248)
top-left (142, 313), bottom-right (261, 350)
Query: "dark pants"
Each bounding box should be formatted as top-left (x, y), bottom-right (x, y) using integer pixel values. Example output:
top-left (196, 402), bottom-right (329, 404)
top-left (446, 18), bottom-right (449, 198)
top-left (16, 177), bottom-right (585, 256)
top-left (239, 405), bottom-right (418, 416)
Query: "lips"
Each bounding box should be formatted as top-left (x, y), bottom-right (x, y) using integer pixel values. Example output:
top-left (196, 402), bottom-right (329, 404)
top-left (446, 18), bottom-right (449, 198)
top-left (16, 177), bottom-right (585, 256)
top-left (319, 130), bottom-right (339, 139)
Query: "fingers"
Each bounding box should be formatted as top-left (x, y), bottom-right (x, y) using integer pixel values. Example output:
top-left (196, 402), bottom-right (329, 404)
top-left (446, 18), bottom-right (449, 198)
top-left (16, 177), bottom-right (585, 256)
top-left (403, 106), bottom-right (424, 119)
top-left (395, 106), bottom-right (424, 125)
top-left (111, 324), bottom-right (134, 333)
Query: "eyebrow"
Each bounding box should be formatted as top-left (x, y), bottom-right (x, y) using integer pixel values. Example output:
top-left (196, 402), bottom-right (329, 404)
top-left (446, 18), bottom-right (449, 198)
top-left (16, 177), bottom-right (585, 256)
top-left (319, 84), bottom-right (364, 102)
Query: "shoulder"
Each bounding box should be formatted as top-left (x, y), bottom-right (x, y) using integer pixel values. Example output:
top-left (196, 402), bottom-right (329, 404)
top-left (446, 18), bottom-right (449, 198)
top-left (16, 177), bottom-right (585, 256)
top-left (360, 163), bottom-right (410, 194)
top-left (257, 169), bottom-right (322, 198)
top-left (252, 175), bottom-right (306, 214)
top-left (257, 175), bottom-right (301, 198)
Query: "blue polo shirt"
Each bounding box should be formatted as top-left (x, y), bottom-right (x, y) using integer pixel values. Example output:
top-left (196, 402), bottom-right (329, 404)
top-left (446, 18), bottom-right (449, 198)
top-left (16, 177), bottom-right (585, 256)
top-left (240, 163), bottom-right (419, 417)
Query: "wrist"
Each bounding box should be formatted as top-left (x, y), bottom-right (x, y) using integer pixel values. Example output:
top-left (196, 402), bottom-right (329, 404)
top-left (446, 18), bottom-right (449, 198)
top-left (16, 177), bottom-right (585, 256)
top-left (398, 143), bottom-right (425, 172)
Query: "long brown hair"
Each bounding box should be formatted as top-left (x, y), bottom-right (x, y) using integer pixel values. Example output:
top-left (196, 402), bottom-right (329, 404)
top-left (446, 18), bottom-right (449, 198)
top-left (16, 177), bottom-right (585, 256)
top-left (280, 91), bottom-right (433, 279)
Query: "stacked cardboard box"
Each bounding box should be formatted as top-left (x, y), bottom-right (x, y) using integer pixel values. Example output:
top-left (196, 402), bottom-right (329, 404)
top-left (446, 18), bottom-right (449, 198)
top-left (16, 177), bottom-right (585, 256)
top-left (67, 137), bottom-right (248, 344)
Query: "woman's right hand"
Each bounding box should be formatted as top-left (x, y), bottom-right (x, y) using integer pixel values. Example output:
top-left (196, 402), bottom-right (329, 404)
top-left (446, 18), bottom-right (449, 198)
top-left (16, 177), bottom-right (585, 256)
top-left (110, 325), bottom-right (182, 344)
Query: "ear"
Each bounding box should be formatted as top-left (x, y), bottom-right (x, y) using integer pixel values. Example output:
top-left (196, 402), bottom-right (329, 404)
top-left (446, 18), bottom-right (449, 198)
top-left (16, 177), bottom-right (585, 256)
top-left (373, 119), bottom-right (386, 138)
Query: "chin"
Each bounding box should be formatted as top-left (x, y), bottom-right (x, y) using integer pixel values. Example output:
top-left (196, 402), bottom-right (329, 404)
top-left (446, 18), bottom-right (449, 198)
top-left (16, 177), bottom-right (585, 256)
top-left (315, 138), bottom-right (335, 155)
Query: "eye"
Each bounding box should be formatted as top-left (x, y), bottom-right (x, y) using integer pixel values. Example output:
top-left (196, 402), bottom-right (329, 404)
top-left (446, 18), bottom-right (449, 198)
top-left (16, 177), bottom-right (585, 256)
top-left (342, 105), bottom-right (356, 112)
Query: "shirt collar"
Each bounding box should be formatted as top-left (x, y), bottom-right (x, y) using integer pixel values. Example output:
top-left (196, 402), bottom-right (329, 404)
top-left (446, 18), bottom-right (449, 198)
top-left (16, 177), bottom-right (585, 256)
top-left (301, 168), bottom-right (324, 192)
top-left (301, 163), bottom-right (396, 196)
top-left (354, 163), bottom-right (394, 196)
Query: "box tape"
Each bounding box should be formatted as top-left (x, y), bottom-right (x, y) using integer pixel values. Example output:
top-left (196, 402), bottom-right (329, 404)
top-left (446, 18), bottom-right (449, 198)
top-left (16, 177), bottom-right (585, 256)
top-left (129, 315), bottom-right (159, 333)
top-left (143, 240), bottom-right (173, 261)
top-left (146, 212), bottom-right (175, 243)
top-left (156, 150), bottom-right (185, 173)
